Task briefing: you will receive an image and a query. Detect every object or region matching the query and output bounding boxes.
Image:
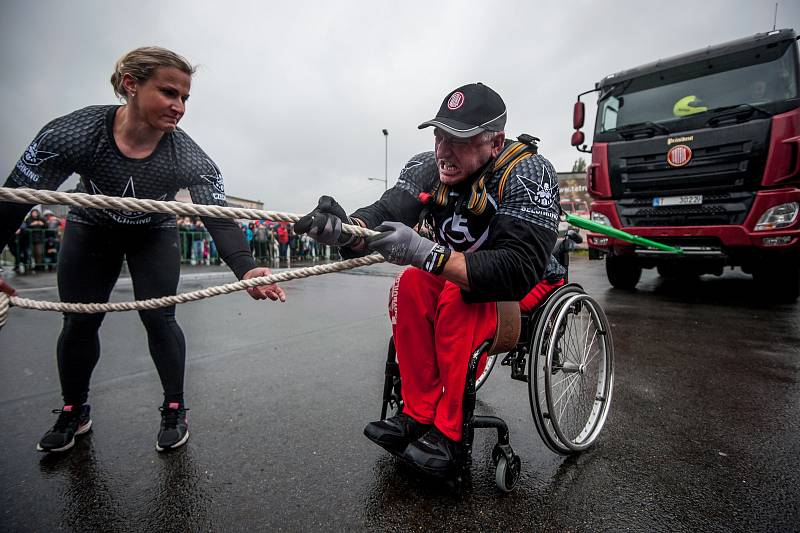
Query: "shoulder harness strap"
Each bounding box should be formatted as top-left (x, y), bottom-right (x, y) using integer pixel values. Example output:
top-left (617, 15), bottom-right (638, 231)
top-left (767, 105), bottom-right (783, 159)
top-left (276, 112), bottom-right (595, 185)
top-left (498, 135), bottom-right (540, 204)
top-left (428, 135), bottom-right (540, 215)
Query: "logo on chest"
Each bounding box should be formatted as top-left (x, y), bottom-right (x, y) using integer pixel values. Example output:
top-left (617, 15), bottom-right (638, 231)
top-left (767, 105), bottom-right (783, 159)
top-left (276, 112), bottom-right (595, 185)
top-left (437, 196), bottom-right (496, 250)
top-left (89, 177), bottom-right (166, 224)
top-left (440, 213), bottom-right (475, 244)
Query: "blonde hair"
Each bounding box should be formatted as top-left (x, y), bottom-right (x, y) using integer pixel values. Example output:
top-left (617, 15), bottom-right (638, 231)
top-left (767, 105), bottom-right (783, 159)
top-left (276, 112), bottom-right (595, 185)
top-left (110, 46), bottom-right (196, 101)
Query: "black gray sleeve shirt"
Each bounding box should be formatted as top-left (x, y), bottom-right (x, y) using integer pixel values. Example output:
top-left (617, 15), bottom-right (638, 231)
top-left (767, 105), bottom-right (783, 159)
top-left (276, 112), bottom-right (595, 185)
top-left (352, 145), bottom-right (561, 302)
top-left (0, 105), bottom-right (256, 279)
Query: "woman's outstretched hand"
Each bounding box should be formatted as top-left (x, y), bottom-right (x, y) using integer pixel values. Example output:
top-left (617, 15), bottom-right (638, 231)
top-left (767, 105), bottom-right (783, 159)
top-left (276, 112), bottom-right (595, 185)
top-left (242, 268), bottom-right (286, 302)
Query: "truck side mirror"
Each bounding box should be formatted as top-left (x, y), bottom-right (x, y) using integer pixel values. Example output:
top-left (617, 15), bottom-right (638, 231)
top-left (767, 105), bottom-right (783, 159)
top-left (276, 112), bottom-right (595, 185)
top-left (573, 101), bottom-right (585, 129)
top-left (571, 130), bottom-right (585, 147)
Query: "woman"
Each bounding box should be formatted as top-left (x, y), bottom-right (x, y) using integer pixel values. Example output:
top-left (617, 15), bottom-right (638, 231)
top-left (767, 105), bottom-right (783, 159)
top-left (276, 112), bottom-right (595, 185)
top-left (0, 46), bottom-right (285, 454)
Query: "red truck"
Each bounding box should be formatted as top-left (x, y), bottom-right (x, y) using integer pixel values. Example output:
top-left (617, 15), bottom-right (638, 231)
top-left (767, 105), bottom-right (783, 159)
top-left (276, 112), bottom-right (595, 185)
top-left (571, 28), bottom-right (800, 302)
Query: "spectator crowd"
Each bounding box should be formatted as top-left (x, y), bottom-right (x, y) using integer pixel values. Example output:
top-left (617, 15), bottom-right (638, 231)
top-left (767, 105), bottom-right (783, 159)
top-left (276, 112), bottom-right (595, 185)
top-left (3, 208), bottom-right (64, 273)
top-left (1, 209), bottom-right (335, 274)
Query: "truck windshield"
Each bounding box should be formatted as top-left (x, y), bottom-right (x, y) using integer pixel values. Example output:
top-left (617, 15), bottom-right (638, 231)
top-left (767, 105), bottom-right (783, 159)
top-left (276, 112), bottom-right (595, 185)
top-left (596, 42), bottom-right (799, 134)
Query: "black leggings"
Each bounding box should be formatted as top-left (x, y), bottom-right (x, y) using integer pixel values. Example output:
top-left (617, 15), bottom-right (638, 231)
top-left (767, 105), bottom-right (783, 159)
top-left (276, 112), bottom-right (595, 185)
top-left (56, 222), bottom-right (185, 406)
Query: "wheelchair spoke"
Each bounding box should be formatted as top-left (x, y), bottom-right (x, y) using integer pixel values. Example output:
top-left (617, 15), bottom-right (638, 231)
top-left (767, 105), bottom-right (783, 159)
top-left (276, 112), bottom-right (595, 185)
top-left (568, 313), bottom-right (583, 364)
top-left (583, 342), bottom-right (601, 368)
top-left (562, 375), bottom-right (584, 418)
top-left (582, 329), bottom-right (599, 366)
top-left (550, 371), bottom-right (577, 389)
top-left (553, 371), bottom-right (580, 407)
top-left (557, 373), bottom-right (583, 424)
top-left (581, 313), bottom-right (593, 363)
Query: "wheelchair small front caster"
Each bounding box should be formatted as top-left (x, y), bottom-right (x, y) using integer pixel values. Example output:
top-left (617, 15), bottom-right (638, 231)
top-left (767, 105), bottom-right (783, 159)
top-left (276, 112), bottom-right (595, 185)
top-left (493, 445), bottom-right (521, 493)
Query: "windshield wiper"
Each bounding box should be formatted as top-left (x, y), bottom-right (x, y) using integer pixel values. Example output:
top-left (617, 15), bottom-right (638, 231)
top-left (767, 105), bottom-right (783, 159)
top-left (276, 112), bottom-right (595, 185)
top-left (705, 104), bottom-right (771, 127)
top-left (614, 121), bottom-right (670, 138)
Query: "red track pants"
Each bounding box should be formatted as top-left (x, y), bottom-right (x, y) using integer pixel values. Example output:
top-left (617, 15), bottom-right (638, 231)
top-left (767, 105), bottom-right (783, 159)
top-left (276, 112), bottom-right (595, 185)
top-left (389, 268), bottom-right (563, 441)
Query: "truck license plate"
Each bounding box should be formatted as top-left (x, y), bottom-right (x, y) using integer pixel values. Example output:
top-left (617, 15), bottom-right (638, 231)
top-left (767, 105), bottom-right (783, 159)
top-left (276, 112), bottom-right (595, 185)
top-left (653, 195), bottom-right (703, 207)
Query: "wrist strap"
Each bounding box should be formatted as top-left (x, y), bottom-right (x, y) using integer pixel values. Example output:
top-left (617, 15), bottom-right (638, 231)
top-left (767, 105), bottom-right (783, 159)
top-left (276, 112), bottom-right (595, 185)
top-left (422, 244), bottom-right (451, 275)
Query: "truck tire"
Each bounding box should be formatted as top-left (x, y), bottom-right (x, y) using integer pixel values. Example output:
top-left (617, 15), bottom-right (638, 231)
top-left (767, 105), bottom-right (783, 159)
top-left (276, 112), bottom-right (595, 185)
top-left (754, 264), bottom-right (800, 303)
top-left (606, 255), bottom-right (642, 290)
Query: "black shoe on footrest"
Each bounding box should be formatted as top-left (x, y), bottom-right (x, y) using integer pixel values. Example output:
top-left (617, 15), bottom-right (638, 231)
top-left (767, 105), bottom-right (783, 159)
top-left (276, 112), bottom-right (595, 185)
top-left (364, 413), bottom-right (431, 455)
top-left (402, 426), bottom-right (463, 477)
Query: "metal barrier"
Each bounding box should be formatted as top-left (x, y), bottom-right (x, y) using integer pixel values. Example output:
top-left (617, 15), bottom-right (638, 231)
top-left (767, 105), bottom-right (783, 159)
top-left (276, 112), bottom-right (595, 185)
top-left (178, 230), bottom-right (220, 265)
top-left (0, 228), bottom-right (59, 272)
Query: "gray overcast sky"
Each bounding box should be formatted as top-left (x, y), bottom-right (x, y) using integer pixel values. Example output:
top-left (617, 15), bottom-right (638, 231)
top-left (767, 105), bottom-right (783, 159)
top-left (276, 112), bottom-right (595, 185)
top-left (1, 0), bottom-right (798, 214)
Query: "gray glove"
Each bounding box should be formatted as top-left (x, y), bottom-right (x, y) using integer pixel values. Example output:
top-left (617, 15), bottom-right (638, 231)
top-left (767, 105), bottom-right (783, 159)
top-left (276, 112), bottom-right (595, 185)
top-left (366, 221), bottom-right (439, 268)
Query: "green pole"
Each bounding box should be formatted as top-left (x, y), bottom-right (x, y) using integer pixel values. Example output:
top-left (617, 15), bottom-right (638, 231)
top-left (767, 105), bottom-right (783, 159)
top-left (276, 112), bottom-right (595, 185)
top-left (565, 213), bottom-right (684, 254)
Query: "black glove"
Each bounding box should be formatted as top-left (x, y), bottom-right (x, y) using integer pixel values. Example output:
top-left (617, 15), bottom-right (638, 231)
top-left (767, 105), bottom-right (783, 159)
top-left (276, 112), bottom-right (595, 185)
top-left (294, 196), bottom-right (358, 247)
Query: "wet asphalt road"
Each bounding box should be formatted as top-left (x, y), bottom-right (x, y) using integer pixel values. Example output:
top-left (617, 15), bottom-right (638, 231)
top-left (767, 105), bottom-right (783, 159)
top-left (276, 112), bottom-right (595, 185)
top-left (1, 256), bottom-right (798, 532)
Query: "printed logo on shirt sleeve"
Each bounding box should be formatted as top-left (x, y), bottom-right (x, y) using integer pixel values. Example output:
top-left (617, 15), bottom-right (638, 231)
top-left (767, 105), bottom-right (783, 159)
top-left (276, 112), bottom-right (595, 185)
top-left (14, 129), bottom-right (60, 183)
top-left (395, 153), bottom-right (438, 198)
top-left (400, 159), bottom-right (424, 176)
top-left (496, 155), bottom-right (560, 231)
top-left (22, 130), bottom-right (59, 167)
top-left (515, 162), bottom-right (558, 209)
top-left (200, 159), bottom-right (226, 201)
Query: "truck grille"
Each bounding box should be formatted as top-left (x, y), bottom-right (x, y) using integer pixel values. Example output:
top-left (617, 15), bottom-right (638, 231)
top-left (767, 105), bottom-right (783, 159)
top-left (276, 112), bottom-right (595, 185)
top-left (619, 143), bottom-right (752, 194)
top-left (607, 119), bottom-right (770, 197)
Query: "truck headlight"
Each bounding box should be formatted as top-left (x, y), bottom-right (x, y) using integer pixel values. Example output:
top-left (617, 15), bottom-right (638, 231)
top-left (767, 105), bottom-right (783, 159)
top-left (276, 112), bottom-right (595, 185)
top-left (754, 202), bottom-right (799, 231)
top-left (590, 211), bottom-right (611, 226)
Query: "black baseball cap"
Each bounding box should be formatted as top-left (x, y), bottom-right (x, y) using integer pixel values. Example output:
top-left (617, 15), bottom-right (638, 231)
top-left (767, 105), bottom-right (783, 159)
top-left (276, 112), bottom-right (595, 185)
top-left (418, 82), bottom-right (507, 138)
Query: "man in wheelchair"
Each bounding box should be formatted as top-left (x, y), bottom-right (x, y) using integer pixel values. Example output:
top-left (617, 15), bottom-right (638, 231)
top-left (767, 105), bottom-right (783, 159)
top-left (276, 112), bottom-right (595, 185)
top-left (295, 82), bottom-right (561, 477)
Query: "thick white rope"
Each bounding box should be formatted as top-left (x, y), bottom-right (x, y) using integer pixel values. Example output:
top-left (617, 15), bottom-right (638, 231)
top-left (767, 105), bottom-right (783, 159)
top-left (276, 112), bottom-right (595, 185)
top-left (0, 187), bottom-right (385, 330)
top-left (0, 187), bottom-right (374, 238)
top-left (0, 254), bottom-right (385, 329)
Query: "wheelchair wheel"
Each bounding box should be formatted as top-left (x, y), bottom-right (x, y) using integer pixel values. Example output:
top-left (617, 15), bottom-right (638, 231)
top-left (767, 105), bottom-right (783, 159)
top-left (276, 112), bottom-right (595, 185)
top-left (495, 454), bottom-right (521, 493)
top-left (474, 354), bottom-right (497, 392)
top-left (528, 286), bottom-right (614, 454)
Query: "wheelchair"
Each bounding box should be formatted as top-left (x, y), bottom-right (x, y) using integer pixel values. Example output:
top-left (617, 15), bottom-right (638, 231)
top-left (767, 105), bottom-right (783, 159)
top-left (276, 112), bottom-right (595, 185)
top-left (378, 230), bottom-right (615, 492)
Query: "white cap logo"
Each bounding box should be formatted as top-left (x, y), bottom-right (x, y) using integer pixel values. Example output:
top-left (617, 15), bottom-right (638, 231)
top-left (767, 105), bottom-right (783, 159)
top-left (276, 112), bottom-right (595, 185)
top-left (447, 91), bottom-right (465, 110)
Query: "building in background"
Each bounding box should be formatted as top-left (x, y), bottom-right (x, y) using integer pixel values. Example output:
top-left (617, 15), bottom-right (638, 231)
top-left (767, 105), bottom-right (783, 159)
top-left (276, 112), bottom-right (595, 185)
top-left (557, 172), bottom-right (591, 245)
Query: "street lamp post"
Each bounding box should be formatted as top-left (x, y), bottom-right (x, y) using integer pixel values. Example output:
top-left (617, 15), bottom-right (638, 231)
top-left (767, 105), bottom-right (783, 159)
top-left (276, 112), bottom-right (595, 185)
top-left (368, 129), bottom-right (389, 191)
top-left (382, 128), bottom-right (388, 191)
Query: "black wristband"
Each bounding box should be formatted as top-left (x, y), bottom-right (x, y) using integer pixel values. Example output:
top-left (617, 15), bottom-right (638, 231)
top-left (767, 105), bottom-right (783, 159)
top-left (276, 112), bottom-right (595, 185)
top-left (422, 244), bottom-right (451, 275)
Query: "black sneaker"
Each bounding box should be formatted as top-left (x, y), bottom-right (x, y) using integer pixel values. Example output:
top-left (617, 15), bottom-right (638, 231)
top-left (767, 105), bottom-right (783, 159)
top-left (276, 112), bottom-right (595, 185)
top-left (364, 413), bottom-right (431, 455)
top-left (402, 426), bottom-right (463, 477)
top-left (36, 405), bottom-right (92, 453)
top-left (156, 403), bottom-right (189, 452)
